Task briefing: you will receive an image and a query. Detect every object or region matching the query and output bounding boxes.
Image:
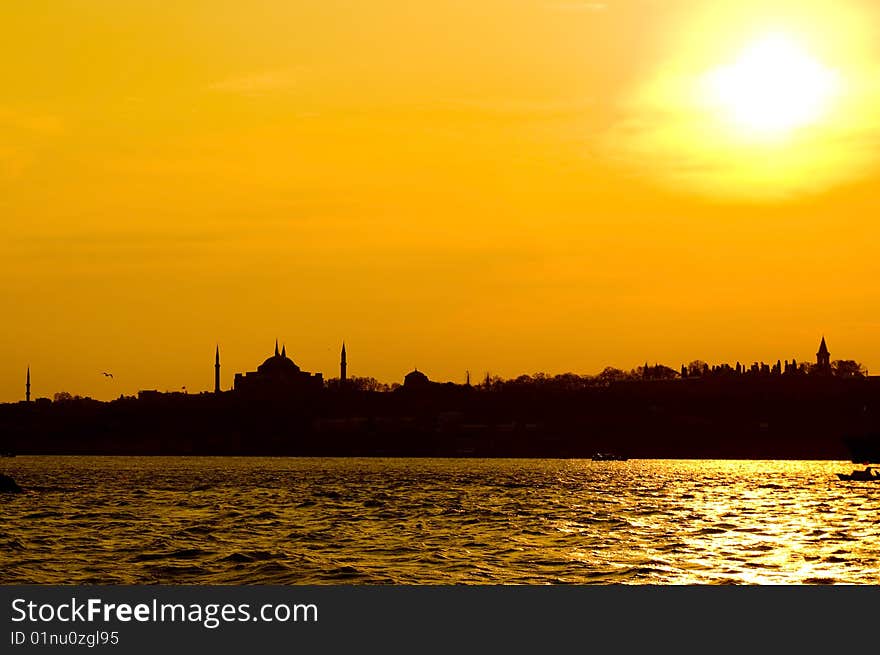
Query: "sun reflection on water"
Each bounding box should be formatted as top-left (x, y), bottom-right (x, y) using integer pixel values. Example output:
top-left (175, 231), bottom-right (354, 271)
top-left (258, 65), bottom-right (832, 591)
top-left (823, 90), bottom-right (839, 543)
top-left (1, 457), bottom-right (878, 584)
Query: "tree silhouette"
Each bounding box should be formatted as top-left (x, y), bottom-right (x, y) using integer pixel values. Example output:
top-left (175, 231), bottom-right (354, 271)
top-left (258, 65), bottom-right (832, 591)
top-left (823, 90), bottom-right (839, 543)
top-left (832, 360), bottom-right (866, 378)
top-left (596, 367), bottom-right (627, 385)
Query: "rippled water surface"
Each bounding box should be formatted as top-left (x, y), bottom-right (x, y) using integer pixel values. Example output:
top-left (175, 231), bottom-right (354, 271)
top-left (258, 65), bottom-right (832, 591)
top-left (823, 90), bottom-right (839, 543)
top-left (2, 457), bottom-right (879, 584)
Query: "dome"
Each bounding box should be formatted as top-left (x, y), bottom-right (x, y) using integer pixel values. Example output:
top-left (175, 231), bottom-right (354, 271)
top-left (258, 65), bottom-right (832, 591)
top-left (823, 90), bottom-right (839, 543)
top-left (258, 353), bottom-right (301, 375)
top-left (232, 342), bottom-right (324, 395)
top-left (404, 369), bottom-right (430, 387)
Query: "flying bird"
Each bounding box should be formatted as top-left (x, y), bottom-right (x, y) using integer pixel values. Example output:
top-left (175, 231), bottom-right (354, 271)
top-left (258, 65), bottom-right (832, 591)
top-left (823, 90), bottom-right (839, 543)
top-left (102, 372), bottom-right (114, 378)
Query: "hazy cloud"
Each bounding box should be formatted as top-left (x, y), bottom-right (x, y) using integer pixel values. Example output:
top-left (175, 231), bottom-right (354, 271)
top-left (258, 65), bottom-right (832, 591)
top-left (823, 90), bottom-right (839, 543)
top-left (602, 105), bottom-right (880, 200)
top-left (0, 107), bottom-right (64, 135)
top-left (0, 108), bottom-right (64, 180)
top-left (208, 69), bottom-right (305, 97)
top-left (545, 2), bottom-right (607, 12)
top-left (437, 97), bottom-right (596, 118)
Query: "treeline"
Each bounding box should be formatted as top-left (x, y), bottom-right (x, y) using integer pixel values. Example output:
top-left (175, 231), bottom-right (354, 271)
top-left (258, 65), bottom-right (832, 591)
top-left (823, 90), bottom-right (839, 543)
top-left (324, 359), bottom-right (868, 393)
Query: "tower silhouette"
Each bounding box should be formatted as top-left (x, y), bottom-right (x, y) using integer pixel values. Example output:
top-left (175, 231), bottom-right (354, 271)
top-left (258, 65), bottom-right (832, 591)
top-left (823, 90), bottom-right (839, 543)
top-left (215, 345), bottom-right (221, 393)
top-left (340, 342), bottom-right (347, 383)
top-left (816, 336), bottom-right (831, 372)
top-left (26, 366), bottom-right (30, 403)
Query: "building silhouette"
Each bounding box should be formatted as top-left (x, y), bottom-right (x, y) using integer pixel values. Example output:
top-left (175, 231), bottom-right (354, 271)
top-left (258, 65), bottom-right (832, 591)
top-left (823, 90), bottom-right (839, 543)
top-left (817, 336), bottom-right (831, 373)
top-left (679, 336), bottom-right (839, 380)
top-left (214, 345), bottom-right (221, 393)
top-left (340, 342), bottom-right (347, 383)
top-left (25, 367), bottom-right (30, 403)
top-left (233, 340), bottom-right (323, 394)
top-left (403, 368), bottom-right (430, 388)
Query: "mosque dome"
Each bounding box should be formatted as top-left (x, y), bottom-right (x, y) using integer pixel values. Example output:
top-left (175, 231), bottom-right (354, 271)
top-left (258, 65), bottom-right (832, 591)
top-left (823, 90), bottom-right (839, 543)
top-left (232, 341), bottom-right (324, 394)
top-left (404, 369), bottom-right (430, 387)
top-left (258, 344), bottom-right (301, 374)
top-left (258, 355), bottom-right (300, 374)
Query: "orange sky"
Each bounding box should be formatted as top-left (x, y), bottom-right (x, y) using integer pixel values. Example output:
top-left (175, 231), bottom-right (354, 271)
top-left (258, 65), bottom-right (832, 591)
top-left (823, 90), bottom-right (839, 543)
top-left (3, 1), bottom-right (880, 401)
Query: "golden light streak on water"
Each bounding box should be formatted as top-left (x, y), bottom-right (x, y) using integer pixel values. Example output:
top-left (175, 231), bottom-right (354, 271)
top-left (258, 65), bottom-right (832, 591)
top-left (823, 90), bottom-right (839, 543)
top-left (1, 457), bottom-right (878, 584)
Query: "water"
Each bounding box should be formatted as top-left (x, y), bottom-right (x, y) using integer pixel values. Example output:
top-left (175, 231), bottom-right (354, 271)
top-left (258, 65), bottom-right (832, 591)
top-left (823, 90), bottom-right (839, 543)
top-left (1, 457), bottom-right (879, 584)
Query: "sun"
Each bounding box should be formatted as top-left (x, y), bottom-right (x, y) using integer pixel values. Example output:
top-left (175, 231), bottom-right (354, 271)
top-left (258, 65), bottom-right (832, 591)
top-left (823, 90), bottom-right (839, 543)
top-left (614, 3), bottom-right (880, 198)
top-left (704, 33), bottom-right (841, 138)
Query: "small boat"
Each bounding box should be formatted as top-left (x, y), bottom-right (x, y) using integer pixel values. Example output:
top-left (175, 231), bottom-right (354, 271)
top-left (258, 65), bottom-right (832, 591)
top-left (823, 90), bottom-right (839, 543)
top-left (592, 452), bottom-right (628, 462)
top-left (836, 466), bottom-right (880, 482)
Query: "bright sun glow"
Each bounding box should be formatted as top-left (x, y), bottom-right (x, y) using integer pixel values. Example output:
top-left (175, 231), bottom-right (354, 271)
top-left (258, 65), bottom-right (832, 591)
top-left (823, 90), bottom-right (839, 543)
top-left (705, 33), bottom-right (841, 138)
top-left (613, 2), bottom-right (880, 198)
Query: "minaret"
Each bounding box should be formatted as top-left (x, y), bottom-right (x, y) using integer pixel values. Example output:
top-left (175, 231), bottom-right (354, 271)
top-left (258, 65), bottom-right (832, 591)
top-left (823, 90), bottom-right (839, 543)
top-left (340, 342), bottom-right (347, 383)
top-left (26, 366), bottom-right (31, 403)
top-left (281, 344), bottom-right (286, 358)
top-left (214, 345), bottom-right (221, 393)
top-left (274, 339), bottom-right (279, 357)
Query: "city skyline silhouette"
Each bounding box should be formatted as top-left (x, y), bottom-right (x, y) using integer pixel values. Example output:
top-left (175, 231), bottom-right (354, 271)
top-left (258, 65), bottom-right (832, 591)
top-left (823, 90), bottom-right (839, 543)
top-left (11, 334), bottom-right (870, 404)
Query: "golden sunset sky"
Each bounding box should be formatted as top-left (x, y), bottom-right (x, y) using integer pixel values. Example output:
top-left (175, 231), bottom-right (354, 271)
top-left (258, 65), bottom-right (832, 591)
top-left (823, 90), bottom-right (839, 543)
top-left (3, 0), bottom-right (880, 401)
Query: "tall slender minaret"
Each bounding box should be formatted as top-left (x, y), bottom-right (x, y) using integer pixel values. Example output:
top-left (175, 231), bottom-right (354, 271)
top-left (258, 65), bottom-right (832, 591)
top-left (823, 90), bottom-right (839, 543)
top-left (26, 366), bottom-right (31, 403)
top-left (340, 342), bottom-right (347, 383)
top-left (214, 345), bottom-right (221, 393)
